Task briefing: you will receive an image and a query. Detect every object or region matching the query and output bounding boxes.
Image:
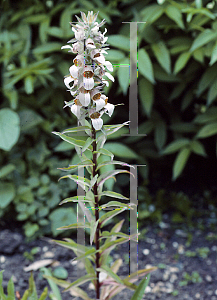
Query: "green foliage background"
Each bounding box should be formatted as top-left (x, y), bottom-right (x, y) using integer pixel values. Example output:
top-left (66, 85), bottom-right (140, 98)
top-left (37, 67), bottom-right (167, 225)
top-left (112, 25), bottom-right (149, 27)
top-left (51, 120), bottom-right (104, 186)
top-left (1, 0), bottom-right (217, 238)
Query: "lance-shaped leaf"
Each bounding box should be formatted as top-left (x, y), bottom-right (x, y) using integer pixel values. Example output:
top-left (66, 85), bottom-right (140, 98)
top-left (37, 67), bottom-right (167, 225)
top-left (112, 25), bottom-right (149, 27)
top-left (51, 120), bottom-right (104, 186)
top-left (88, 174), bottom-right (98, 191)
top-left (57, 222), bottom-right (90, 230)
top-left (130, 274), bottom-right (150, 300)
top-left (82, 137), bottom-right (94, 153)
top-left (63, 274), bottom-right (97, 291)
top-left (42, 275), bottom-right (93, 300)
top-left (99, 231), bottom-right (135, 240)
top-left (71, 248), bottom-right (98, 262)
top-left (52, 132), bottom-right (91, 149)
top-left (102, 121), bottom-right (130, 136)
top-left (58, 160), bottom-right (94, 171)
top-left (99, 191), bottom-right (129, 201)
top-left (96, 266), bottom-right (124, 285)
top-left (54, 238), bottom-right (95, 262)
top-left (40, 268), bottom-right (62, 300)
top-left (62, 125), bottom-right (91, 133)
top-left (100, 259), bottom-right (123, 300)
top-left (98, 208), bottom-right (127, 227)
top-left (99, 201), bottom-right (135, 210)
top-left (75, 146), bottom-right (93, 175)
top-left (59, 195), bottom-right (94, 205)
top-left (84, 258), bottom-right (96, 287)
top-left (108, 267), bottom-right (157, 299)
top-left (96, 160), bottom-right (133, 171)
top-left (90, 219), bottom-right (99, 245)
top-left (97, 169), bottom-right (133, 188)
top-left (58, 175), bottom-right (90, 192)
top-left (100, 234), bottom-right (139, 254)
top-left (94, 148), bottom-right (114, 160)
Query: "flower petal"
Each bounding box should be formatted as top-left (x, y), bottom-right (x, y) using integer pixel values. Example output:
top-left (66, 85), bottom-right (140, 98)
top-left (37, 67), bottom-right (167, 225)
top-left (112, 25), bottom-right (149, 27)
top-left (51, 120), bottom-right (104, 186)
top-left (104, 103), bottom-right (114, 117)
top-left (64, 77), bottom-right (74, 89)
top-left (104, 72), bottom-right (114, 82)
top-left (79, 92), bottom-right (90, 106)
top-left (91, 117), bottom-right (103, 130)
top-left (83, 77), bottom-right (94, 90)
top-left (71, 105), bottom-right (81, 117)
top-left (95, 98), bottom-right (106, 111)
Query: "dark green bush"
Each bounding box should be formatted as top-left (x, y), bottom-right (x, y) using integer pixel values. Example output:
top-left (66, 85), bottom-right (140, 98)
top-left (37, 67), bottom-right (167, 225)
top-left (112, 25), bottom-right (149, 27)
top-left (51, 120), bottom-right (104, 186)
top-left (1, 0), bottom-right (217, 238)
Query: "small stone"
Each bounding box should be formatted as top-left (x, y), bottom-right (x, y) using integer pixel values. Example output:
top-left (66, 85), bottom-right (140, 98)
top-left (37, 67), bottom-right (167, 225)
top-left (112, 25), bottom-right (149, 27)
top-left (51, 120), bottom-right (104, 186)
top-left (146, 238), bottom-right (155, 244)
top-left (169, 267), bottom-right (179, 273)
top-left (212, 246), bottom-right (217, 251)
top-left (207, 259), bottom-right (212, 265)
top-left (43, 251), bottom-right (55, 258)
top-left (175, 229), bottom-right (187, 237)
top-left (211, 297), bottom-right (217, 300)
top-left (145, 286), bottom-right (151, 293)
top-left (207, 290), bottom-right (213, 296)
top-left (70, 260), bottom-right (77, 265)
top-left (195, 293), bottom-right (200, 298)
top-left (205, 275), bottom-right (212, 282)
top-left (114, 254), bottom-right (120, 259)
top-left (0, 230), bottom-right (22, 254)
top-left (143, 249), bottom-right (150, 255)
top-left (0, 256), bottom-right (5, 263)
top-left (172, 242), bottom-right (178, 248)
top-left (43, 246), bottom-right (49, 252)
top-left (170, 274), bottom-right (178, 283)
top-left (215, 289), bottom-right (217, 295)
top-left (163, 270), bottom-right (170, 281)
top-left (178, 245), bottom-right (185, 254)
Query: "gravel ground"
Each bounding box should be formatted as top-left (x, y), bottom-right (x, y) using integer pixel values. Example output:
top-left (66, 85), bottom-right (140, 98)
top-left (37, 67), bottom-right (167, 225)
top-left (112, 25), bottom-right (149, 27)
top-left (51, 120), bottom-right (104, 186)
top-left (1, 216), bottom-right (217, 300)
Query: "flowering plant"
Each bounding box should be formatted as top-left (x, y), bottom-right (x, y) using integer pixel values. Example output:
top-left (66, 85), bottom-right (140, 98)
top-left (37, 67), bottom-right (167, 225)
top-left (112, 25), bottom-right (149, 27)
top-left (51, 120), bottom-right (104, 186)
top-left (51, 11), bottom-right (156, 300)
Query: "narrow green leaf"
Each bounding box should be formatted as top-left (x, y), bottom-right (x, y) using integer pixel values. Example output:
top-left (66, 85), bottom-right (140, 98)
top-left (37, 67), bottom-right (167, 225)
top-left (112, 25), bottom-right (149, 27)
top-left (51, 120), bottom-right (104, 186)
top-left (71, 248), bottom-right (97, 262)
top-left (197, 65), bottom-right (217, 96)
top-left (97, 169), bottom-right (132, 188)
top-left (209, 41), bottom-right (217, 66)
top-left (139, 77), bottom-right (154, 117)
top-left (90, 219), bottom-right (99, 245)
top-left (38, 287), bottom-right (48, 300)
top-left (151, 41), bottom-right (171, 73)
top-left (58, 160), bottom-right (94, 171)
top-left (7, 278), bottom-right (15, 298)
top-left (58, 175), bottom-right (90, 191)
top-left (99, 201), bottom-right (134, 210)
top-left (196, 122), bottom-right (217, 138)
top-left (193, 107), bottom-right (217, 124)
top-left (190, 140), bottom-right (207, 157)
top-left (118, 57), bottom-right (130, 95)
top-left (138, 49), bottom-right (155, 84)
top-left (64, 274), bottom-right (96, 291)
top-left (57, 222), bottom-right (90, 230)
top-left (99, 208), bottom-right (127, 227)
top-left (93, 148), bottom-right (114, 160)
top-left (141, 4), bottom-right (164, 24)
top-left (165, 5), bottom-right (184, 29)
top-left (96, 160), bottom-right (132, 171)
top-left (33, 42), bottom-right (62, 54)
top-left (173, 147), bottom-right (191, 180)
top-left (59, 195), bottom-right (93, 205)
top-left (62, 125), bottom-right (91, 133)
top-left (100, 234), bottom-right (138, 253)
top-left (99, 191), bottom-right (129, 201)
top-left (174, 52), bottom-right (191, 74)
top-left (130, 274), bottom-right (150, 300)
top-left (52, 132), bottom-right (89, 148)
top-left (82, 137), bottom-right (94, 153)
top-left (96, 266), bottom-right (124, 285)
top-left (207, 78), bottom-right (217, 106)
top-left (106, 50), bottom-right (125, 61)
top-left (190, 29), bottom-right (217, 52)
top-left (89, 174), bottom-right (98, 191)
top-left (24, 75), bottom-right (34, 94)
top-left (103, 121), bottom-right (130, 136)
top-left (40, 268), bottom-right (62, 300)
top-left (154, 119), bottom-right (167, 150)
top-left (161, 139), bottom-right (190, 155)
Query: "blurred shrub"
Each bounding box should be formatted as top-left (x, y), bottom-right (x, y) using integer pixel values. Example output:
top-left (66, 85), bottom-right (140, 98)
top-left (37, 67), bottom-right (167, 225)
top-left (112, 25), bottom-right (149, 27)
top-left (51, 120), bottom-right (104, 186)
top-left (1, 0), bottom-right (217, 238)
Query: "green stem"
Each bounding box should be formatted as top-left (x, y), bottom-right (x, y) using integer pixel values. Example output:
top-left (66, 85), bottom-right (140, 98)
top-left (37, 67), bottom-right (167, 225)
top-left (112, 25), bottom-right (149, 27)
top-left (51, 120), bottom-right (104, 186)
top-left (92, 124), bottom-right (100, 299)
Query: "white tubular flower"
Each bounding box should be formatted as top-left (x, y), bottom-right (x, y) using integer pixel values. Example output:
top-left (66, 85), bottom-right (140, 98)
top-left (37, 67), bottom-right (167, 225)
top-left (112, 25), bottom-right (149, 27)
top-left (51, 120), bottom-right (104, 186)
top-left (72, 42), bottom-right (84, 53)
top-left (91, 88), bottom-right (106, 111)
top-left (90, 49), bottom-right (105, 65)
top-left (69, 65), bottom-right (79, 79)
top-left (71, 98), bottom-right (83, 118)
top-left (61, 11), bottom-right (115, 131)
top-left (89, 110), bottom-right (104, 130)
top-left (78, 86), bottom-right (91, 106)
top-left (64, 76), bottom-right (77, 89)
top-left (83, 66), bottom-right (94, 90)
top-left (72, 26), bottom-right (85, 40)
top-left (73, 54), bottom-right (84, 68)
top-left (86, 38), bottom-right (96, 49)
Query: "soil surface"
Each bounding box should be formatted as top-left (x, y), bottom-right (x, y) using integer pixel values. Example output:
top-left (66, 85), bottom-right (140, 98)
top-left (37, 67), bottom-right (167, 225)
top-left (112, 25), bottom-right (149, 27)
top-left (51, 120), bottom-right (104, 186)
top-left (0, 218), bottom-right (217, 300)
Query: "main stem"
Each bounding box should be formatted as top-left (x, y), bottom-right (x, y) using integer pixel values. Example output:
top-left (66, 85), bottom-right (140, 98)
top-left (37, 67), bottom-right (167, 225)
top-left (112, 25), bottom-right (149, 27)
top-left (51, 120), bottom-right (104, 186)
top-left (92, 125), bottom-right (100, 299)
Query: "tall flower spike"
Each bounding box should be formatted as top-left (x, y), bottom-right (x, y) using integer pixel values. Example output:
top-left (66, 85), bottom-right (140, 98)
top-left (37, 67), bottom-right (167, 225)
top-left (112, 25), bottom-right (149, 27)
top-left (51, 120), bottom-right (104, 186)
top-left (61, 11), bottom-right (114, 130)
